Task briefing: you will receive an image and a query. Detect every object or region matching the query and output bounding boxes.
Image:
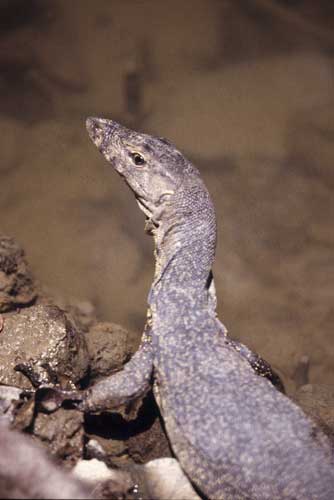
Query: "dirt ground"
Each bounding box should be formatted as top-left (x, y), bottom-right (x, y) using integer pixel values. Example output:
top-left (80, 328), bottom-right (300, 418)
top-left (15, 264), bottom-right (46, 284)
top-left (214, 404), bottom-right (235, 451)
top-left (1, 0), bottom-right (333, 389)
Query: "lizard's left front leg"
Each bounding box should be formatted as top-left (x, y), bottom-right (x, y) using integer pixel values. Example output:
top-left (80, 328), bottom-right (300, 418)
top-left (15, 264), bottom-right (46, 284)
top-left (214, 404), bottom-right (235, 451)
top-left (37, 342), bottom-right (154, 413)
top-left (84, 342), bottom-right (154, 412)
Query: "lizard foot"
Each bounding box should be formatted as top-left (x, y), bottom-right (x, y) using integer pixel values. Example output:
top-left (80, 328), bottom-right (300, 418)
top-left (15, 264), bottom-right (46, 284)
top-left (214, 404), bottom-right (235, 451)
top-left (35, 386), bottom-right (85, 413)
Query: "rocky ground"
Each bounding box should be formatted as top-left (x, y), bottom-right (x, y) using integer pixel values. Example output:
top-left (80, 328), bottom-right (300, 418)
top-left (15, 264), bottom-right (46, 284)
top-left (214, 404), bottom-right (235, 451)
top-left (0, 235), bottom-right (187, 498)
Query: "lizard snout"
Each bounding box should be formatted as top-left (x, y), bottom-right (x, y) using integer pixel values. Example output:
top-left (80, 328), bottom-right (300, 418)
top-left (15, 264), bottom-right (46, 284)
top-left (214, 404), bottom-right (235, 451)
top-left (86, 116), bottom-right (112, 150)
top-left (86, 116), bottom-right (104, 137)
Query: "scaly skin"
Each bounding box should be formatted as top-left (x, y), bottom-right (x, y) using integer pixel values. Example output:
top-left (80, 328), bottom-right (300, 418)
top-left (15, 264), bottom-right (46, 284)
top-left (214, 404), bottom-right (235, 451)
top-left (60, 118), bottom-right (334, 499)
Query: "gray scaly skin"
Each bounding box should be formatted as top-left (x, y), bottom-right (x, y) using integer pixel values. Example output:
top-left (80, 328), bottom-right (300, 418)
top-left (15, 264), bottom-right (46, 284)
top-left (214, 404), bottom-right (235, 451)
top-left (59, 118), bottom-right (334, 499)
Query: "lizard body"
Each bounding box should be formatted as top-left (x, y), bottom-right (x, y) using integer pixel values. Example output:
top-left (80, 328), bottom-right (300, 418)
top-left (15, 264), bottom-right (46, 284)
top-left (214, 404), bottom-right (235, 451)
top-left (64, 118), bottom-right (334, 499)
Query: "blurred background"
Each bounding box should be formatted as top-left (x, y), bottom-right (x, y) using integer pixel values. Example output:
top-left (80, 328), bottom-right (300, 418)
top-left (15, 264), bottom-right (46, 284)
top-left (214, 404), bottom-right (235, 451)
top-left (0, 0), bottom-right (333, 386)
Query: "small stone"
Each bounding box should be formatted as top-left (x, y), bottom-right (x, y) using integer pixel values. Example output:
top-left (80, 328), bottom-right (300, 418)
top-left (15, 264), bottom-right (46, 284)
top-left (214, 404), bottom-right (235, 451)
top-left (72, 458), bottom-right (114, 483)
top-left (72, 459), bottom-right (138, 499)
top-left (0, 305), bottom-right (90, 389)
top-left (85, 322), bottom-right (137, 382)
top-left (140, 457), bottom-right (201, 500)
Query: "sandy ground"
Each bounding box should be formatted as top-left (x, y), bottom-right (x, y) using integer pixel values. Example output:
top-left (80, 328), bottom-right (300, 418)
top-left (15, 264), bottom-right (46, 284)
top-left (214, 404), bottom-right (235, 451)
top-left (0, 0), bottom-right (334, 388)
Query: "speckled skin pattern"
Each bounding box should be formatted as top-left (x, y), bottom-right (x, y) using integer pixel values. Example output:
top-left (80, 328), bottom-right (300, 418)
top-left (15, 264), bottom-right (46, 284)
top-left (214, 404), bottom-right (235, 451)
top-left (83, 118), bottom-right (334, 499)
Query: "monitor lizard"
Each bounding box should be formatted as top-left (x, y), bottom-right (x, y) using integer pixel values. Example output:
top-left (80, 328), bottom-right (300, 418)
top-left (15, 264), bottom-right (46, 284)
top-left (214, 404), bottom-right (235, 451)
top-left (50, 118), bottom-right (334, 499)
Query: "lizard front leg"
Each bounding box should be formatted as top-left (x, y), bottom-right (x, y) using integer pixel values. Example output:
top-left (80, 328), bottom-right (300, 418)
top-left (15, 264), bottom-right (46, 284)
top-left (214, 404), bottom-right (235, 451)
top-left (38, 341), bottom-right (154, 413)
top-left (84, 342), bottom-right (154, 412)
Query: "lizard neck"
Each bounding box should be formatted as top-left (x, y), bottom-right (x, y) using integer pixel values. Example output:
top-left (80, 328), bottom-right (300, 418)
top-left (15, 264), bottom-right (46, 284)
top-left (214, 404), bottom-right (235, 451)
top-left (148, 183), bottom-right (217, 319)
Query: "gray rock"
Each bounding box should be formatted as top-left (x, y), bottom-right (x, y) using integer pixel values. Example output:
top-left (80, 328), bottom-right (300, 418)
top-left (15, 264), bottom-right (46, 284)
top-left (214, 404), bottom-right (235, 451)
top-left (85, 322), bottom-right (137, 382)
top-left (0, 305), bottom-right (90, 389)
top-left (72, 458), bottom-right (122, 483)
top-left (139, 458), bottom-right (200, 500)
top-left (73, 457), bottom-right (200, 500)
top-left (0, 235), bottom-right (37, 312)
top-left (73, 459), bottom-right (138, 499)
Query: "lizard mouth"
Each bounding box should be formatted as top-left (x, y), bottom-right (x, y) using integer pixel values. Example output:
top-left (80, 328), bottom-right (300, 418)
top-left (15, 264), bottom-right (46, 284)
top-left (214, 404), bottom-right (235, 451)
top-left (135, 195), bottom-right (152, 217)
top-left (121, 177), bottom-right (154, 220)
top-left (135, 195), bottom-right (158, 235)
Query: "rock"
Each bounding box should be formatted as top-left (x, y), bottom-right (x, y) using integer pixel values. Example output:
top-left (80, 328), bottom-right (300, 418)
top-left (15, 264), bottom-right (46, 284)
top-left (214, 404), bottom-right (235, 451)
top-left (73, 459), bottom-right (140, 499)
top-left (73, 457), bottom-right (200, 500)
top-left (73, 458), bottom-right (118, 483)
top-left (0, 305), bottom-right (90, 389)
top-left (85, 322), bottom-right (137, 382)
top-left (294, 384), bottom-right (334, 444)
top-left (0, 421), bottom-right (89, 499)
top-left (0, 235), bottom-right (37, 312)
top-left (138, 457), bottom-right (201, 500)
top-left (73, 459), bottom-right (145, 499)
top-left (33, 408), bottom-right (84, 466)
top-left (38, 288), bottom-right (97, 333)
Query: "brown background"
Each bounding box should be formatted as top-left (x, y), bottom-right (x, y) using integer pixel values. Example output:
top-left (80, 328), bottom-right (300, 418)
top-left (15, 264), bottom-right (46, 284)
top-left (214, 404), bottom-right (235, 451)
top-left (1, 0), bottom-right (333, 388)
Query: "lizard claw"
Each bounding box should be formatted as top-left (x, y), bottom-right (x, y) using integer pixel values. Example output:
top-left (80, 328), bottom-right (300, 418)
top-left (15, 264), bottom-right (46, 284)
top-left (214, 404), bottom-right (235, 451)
top-left (35, 386), bottom-right (85, 413)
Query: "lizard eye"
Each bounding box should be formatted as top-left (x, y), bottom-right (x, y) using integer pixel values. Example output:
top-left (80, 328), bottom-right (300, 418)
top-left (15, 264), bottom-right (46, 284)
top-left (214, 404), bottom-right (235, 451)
top-left (130, 152), bottom-right (145, 166)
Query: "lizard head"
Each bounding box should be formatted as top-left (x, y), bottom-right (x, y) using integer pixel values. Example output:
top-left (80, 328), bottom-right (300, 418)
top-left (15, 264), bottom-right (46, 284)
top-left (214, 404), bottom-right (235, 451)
top-left (86, 117), bottom-right (199, 231)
